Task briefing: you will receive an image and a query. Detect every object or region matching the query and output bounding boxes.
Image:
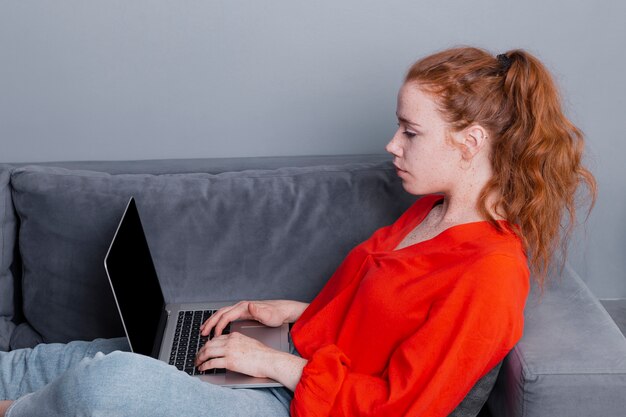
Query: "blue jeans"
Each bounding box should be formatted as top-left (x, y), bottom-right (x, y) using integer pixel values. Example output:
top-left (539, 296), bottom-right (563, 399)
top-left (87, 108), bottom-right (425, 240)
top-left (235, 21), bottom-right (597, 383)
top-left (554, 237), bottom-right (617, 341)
top-left (0, 338), bottom-right (292, 416)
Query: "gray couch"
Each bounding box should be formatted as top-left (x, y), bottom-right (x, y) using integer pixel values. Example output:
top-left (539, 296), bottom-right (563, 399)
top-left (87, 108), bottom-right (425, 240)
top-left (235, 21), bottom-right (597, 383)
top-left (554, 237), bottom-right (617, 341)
top-left (1, 155), bottom-right (625, 416)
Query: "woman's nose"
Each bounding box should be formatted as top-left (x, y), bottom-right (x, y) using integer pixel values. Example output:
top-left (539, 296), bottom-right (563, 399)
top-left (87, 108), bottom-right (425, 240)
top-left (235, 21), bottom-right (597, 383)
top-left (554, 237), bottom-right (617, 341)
top-left (385, 134), bottom-right (402, 157)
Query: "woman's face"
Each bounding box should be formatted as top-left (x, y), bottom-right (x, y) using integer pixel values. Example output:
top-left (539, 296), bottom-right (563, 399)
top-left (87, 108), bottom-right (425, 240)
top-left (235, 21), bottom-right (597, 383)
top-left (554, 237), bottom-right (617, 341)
top-left (385, 82), bottom-right (462, 196)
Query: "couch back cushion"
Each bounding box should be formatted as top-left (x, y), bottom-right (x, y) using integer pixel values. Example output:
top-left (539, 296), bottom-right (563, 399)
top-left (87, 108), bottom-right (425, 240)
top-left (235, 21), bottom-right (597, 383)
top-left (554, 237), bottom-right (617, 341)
top-left (0, 167), bottom-right (18, 350)
top-left (8, 159), bottom-right (415, 346)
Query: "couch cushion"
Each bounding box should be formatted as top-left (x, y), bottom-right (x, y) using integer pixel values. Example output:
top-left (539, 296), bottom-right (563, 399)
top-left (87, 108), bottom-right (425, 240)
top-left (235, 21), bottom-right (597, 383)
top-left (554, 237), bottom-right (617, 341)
top-left (487, 264), bottom-right (626, 416)
top-left (449, 361), bottom-right (502, 417)
top-left (0, 165), bottom-right (18, 350)
top-left (10, 161), bottom-right (414, 346)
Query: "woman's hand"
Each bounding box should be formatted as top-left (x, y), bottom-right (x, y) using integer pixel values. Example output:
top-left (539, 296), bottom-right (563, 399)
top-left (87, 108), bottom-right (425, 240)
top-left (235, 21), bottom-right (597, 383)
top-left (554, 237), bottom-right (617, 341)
top-left (199, 300), bottom-right (309, 337)
top-left (195, 331), bottom-right (273, 378)
top-left (194, 332), bottom-right (307, 390)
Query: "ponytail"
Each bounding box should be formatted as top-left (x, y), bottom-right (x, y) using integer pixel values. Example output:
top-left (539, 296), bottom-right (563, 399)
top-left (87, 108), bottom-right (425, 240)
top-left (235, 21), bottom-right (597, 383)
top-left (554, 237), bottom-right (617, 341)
top-left (406, 47), bottom-right (597, 291)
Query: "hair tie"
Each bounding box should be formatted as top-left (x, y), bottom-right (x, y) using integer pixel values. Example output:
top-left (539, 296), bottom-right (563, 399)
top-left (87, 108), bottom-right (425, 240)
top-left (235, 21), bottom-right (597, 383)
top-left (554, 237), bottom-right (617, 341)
top-left (497, 54), bottom-right (512, 73)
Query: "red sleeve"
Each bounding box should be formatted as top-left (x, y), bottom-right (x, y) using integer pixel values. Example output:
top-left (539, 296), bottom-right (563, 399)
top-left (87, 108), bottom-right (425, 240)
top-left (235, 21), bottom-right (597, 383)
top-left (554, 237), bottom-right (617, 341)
top-left (290, 254), bottom-right (529, 417)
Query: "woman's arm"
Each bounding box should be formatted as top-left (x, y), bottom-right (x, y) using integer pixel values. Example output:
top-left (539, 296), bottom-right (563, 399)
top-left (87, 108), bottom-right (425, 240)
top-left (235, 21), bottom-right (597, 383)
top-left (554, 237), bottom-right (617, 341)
top-left (289, 254), bottom-right (529, 417)
top-left (265, 350), bottom-right (308, 391)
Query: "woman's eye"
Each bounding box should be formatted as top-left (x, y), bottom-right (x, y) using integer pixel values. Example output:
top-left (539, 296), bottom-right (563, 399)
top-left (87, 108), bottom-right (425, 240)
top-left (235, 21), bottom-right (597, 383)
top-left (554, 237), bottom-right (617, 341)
top-left (396, 123), bottom-right (417, 138)
top-left (396, 122), bottom-right (417, 138)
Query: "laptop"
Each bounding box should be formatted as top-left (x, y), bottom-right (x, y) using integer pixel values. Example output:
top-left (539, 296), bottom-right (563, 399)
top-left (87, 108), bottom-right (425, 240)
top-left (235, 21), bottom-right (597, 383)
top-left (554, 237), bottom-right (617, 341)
top-left (104, 197), bottom-right (291, 388)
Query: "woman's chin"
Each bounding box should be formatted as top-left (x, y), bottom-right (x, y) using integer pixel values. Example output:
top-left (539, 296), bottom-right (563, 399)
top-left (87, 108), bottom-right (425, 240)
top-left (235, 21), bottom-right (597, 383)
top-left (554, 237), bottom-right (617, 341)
top-left (400, 182), bottom-right (423, 196)
top-left (400, 181), bottom-right (438, 197)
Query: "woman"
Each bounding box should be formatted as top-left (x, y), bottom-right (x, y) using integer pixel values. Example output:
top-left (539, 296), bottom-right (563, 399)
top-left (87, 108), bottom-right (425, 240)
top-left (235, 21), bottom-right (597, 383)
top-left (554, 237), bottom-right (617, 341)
top-left (0, 46), bottom-right (595, 417)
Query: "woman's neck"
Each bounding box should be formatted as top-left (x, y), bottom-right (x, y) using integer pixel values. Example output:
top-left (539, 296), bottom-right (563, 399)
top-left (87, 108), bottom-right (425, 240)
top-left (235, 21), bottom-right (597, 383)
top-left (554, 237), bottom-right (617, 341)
top-left (434, 190), bottom-right (504, 228)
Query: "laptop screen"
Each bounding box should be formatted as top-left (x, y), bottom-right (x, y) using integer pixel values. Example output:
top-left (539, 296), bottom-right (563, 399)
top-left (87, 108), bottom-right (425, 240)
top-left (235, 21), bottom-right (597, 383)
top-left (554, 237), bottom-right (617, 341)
top-left (104, 197), bottom-right (166, 357)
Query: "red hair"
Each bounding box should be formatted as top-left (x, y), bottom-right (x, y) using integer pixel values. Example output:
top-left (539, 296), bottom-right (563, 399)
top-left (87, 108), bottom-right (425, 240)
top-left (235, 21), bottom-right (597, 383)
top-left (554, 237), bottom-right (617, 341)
top-left (405, 47), bottom-right (596, 291)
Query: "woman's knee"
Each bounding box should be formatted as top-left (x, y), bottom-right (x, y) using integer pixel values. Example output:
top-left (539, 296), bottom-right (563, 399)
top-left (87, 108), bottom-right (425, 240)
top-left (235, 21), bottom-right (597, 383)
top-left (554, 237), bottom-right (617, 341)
top-left (56, 351), bottom-right (170, 413)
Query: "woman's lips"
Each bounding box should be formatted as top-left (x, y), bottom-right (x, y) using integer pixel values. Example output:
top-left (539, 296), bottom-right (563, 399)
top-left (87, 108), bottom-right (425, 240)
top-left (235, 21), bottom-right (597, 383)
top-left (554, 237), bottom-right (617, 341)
top-left (394, 165), bottom-right (406, 175)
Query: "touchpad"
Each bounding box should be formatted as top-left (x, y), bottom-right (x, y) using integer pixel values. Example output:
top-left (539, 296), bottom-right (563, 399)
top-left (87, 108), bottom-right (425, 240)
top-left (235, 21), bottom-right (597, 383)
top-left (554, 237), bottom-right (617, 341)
top-left (231, 321), bottom-right (282, 350)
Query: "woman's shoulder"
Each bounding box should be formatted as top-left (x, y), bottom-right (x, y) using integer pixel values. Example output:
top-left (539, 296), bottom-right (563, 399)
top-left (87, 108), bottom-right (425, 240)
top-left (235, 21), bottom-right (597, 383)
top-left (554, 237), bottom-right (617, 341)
top-left (459, 249), bottom-right (530, 305)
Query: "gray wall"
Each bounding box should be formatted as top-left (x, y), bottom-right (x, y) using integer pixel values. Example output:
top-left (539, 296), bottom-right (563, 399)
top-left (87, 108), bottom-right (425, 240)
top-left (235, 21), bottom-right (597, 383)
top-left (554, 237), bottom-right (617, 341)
top-left (1, 1), bottom-right (624, 299)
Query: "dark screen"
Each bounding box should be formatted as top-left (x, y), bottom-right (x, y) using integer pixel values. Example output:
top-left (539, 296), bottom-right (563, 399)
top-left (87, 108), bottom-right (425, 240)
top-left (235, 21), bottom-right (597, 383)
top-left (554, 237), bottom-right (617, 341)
top-left (105, 198), bottom-right (165, 356)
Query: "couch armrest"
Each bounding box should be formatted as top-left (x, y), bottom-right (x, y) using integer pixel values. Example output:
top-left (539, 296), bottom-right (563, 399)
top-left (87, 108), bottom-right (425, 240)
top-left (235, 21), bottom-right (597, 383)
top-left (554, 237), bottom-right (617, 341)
top-left (487, 263), bottom-right (626, 417)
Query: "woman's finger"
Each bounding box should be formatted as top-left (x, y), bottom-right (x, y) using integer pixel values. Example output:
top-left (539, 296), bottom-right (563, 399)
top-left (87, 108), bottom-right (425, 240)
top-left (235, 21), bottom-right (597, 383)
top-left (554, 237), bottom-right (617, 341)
top-left (199, 305), bottom-right (230, 335)
top-left (247, 302), bottom-right (285, 327)
top-left (195, 332), bottom-right (271, 378)
top-left (248, 302), bottom-right (274, 325)
top-left (200, 302), bottom-right (243, 336)
top-left (247, 302), bottom-right (262, 320)
top-left (213, 311), bottom-right (235, 336)
top-left (195, 339), bottom-right (227, 366)
top-left (214, 301), bottom-right (250, 336)
top-left (198, 357), bottom-right (228, 373)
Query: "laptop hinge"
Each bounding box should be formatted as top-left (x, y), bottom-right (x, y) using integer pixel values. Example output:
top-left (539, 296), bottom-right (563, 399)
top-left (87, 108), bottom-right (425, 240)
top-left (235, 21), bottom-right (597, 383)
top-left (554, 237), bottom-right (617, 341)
top-left (151, 306), bottom-right (169, 359)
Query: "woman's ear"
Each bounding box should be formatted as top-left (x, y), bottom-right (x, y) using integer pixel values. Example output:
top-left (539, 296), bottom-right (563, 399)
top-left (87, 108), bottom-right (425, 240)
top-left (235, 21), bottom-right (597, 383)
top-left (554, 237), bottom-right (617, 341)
top-left (459, 124), bottom-right (489, 160)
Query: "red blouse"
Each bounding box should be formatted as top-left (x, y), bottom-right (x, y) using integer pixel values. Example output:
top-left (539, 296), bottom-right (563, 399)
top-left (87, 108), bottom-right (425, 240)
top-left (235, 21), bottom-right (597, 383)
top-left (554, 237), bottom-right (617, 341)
top-left (290, 194), bottom-right (530, 417)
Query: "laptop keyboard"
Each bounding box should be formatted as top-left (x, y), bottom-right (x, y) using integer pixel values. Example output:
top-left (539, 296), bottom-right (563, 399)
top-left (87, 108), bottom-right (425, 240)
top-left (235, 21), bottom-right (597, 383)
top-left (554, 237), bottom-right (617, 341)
top-left (169, 309), bottom-right (230, 376)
